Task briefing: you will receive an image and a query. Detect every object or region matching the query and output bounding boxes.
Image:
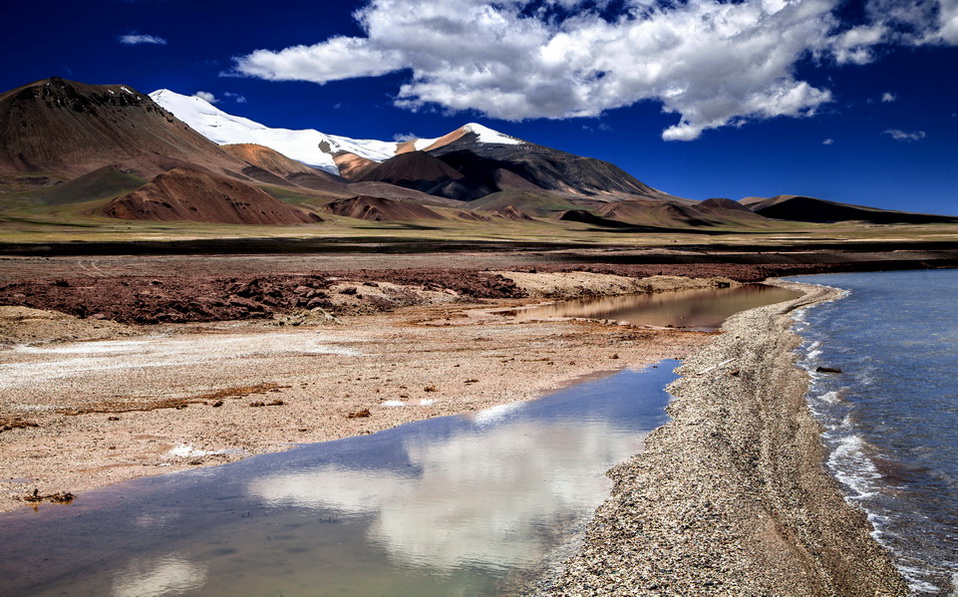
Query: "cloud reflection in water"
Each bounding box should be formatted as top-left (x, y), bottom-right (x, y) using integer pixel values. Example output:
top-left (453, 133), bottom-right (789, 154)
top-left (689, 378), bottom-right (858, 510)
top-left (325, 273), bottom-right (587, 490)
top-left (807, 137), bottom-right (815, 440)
top-left (112, 552), bottom-right (207, 597)
top-left (248, 416), bottom-right (645, 573)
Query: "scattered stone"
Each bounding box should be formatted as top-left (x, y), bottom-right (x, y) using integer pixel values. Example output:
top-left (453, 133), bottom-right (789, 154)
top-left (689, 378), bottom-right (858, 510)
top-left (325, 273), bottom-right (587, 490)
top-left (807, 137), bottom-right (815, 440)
top-left (21, 489), bottom-right (75, 504)
top-left (347, 408), bottom-right (372, 419)
top-left (0, 418), bottom-right (39, 433)
top-left (816, 366), bottom-right (843, 374)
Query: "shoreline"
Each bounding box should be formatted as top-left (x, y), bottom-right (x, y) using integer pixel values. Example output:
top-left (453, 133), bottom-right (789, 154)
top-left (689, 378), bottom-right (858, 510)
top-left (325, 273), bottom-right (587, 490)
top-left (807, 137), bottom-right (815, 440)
top-left (0, 272), bottom-right (725, 513)
top-left (0, 261), bottom-right (928, 593)
top-left (542, 280), bottom-right (908, 595)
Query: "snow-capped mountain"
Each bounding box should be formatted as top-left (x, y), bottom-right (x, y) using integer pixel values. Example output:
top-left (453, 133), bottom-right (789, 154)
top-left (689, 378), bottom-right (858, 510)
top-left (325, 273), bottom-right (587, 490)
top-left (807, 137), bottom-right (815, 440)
top-left (149, 89), bottom-right (399, 173)
top-left (148, 90), bottom-right (522, 175)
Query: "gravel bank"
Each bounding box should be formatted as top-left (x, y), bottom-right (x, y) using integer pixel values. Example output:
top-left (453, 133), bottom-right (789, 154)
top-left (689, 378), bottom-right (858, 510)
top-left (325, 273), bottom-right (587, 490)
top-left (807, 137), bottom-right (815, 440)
top-left (542, 280), bottom-right (908, 596)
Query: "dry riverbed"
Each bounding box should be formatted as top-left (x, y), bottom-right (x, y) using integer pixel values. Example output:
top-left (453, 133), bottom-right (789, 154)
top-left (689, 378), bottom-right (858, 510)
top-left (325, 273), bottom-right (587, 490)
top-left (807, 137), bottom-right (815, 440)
top-left (0, 272), bottom-right (720, 513)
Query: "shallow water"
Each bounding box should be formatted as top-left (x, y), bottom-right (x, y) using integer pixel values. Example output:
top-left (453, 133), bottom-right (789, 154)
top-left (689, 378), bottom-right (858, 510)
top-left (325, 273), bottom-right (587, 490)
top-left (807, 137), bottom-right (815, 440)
top-left (789, 270), bottom-right (958, 595)
top-left (503, 284), bottom-right (801, 330)
top-left (0, 362), bottom-right (679, 597)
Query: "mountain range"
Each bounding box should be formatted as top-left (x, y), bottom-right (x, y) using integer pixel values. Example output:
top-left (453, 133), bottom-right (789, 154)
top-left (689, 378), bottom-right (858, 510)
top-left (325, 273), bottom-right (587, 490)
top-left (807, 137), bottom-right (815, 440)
top-left (1, 77), bottom-right (955, 229)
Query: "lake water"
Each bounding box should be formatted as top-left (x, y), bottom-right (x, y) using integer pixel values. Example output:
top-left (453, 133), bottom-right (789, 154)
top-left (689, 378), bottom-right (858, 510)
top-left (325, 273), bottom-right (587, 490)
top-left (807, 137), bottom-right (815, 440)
top-left (789, 270), bottom-right (958, 595)
top-left (0, 363), bottom-right (679, 597)
top-left (503, 284), bottom-right (801, 331)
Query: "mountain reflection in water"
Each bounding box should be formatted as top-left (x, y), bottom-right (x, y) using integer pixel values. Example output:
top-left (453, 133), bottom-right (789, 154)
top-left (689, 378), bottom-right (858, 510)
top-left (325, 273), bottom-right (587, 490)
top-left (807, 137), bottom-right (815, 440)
top-left (503, 284), bottom-right (801, 330)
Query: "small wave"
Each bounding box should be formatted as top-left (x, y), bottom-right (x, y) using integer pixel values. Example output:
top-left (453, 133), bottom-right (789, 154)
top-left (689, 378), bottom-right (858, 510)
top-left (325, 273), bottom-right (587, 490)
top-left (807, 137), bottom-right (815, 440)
top-left (828, 434), bottom-right (882, 500)
top-left (819, 390), bottom-right (842, 404)
top-left (895, 564), bottom-right (943, 594)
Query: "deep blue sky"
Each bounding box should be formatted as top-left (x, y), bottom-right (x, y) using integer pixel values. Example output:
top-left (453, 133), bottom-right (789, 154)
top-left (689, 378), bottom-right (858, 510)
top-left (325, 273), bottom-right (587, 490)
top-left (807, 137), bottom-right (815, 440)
top-left (3, 0), bottom-right (956, 214)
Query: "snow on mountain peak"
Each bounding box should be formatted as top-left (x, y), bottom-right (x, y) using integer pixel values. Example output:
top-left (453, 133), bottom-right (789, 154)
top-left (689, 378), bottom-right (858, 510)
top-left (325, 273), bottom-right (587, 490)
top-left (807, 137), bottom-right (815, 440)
top-left (149, 90), bottom-right (522, 175)
top-left (461, 123), bottom-right (523, 145)
top-left (149, 89), bottom-right (399, 174)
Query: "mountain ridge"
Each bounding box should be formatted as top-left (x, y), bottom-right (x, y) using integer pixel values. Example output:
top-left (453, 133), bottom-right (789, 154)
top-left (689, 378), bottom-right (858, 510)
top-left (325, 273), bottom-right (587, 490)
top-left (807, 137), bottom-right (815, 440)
top-left (2, 78), bottom-right (955, 230)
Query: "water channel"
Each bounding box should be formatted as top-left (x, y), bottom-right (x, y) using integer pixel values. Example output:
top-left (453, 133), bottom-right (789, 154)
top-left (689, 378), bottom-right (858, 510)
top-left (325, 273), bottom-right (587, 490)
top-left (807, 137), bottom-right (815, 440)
top-left (0, 283), bottom-right (802, 597)
top-left (1, 365), bottom-right (677, 597)
top-left (502, 283), bottom-right (800, 330)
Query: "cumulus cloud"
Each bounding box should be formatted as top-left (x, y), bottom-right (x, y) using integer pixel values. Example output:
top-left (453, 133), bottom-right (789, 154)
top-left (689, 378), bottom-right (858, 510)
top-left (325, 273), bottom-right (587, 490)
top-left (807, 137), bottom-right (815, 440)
top-left (231, 0), bottom-right (958, 140)
top-left (192, 91), bottom-right (218, 103)
top-left (823, 138), bottom-right (835, 145)
top-left (881, 91), bottom-right (897, 102)
top-left (884, 128), bottom-right (927, 141)
top-left (223, 91), bottom-right (246, 103)
top-left (119, 33), bottom-right (167, 45)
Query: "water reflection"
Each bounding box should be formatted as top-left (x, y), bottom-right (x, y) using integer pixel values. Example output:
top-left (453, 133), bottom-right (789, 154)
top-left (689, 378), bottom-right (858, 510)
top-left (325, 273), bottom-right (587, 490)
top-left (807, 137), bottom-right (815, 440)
top-left (112, 553), bottom-right (207, 597)
top-left (0, 364), bottom-right (678, 597)
top-left (504, 284), bottom-right (801, 330)
top-left (249, 419), bottom-right (640, 572)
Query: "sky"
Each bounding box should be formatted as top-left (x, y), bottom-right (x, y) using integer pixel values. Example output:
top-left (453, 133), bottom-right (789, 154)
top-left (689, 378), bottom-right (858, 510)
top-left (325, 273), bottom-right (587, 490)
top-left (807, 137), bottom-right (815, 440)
top-left (3, 0), bottom-right (957, 214)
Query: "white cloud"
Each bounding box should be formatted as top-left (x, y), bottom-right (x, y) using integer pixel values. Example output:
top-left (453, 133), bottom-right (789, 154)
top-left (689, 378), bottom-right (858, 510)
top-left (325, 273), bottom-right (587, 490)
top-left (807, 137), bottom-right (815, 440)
top-left (231, 0), bottom-right (957, 140)
top-left (823, 138), bottom-right (835, 145)
top-left (884, 128), bottom-right (927, 141)
top-left (939, 0), bottom-right (958, 43)
top-left (830, 23), bottom-right (888, 64)
top-left (192, 91), bottom-right (218, 103)
top-left (235, 36), bottom-right (406, 82)
top-left (881, 91), bottom-right (896, 102)
top-left (119, 33), bottom-right (167, 46)
top-left (223, 91), bottom-right (246, 103)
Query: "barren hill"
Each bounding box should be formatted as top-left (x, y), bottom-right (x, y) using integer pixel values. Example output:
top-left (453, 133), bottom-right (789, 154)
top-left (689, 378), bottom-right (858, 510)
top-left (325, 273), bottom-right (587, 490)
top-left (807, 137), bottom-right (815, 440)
top-left (745, 195), bottom-right (958, 225)
top-left (324, 195), bottom-right (444, 221)
top-left (105, 168), bottom-right (321, 225)
top-left (0, 78), bottom-right (246, 180)
top-left (357, 151), bottom-right (464, 193)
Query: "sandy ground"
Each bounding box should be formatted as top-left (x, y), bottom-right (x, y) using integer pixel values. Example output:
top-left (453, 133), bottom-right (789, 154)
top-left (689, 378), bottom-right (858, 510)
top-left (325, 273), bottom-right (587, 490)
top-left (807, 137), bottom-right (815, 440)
top-left (0, 272), bottom-right (718, 513)
top-left (541, 281), bottom-right (908, 596)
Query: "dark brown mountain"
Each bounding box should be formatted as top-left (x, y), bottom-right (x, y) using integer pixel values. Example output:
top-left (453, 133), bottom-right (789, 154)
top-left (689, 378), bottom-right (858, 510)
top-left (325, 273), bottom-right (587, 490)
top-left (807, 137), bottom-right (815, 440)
top-left (0, 77), bottom-right (246, 180)
top-left (323, 195), bottom-right (444, 221)
top-left (356, 151), bottom-right (464, 194)
top-left (600, 198), bottom-right (773, 228)
top-left (425, 131), bottom-right (681, 202)
top-left (743, 195), bottom-right (958, 224)
top-left (556, 209), bottom-right (634, 228)
top-left (105, 168), bottom-right (321, 225)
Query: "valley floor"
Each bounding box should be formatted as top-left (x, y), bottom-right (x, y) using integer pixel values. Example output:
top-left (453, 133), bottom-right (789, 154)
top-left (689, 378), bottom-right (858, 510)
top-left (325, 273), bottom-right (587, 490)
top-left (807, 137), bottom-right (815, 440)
top-left (0, 245), bottom-right (934, 594)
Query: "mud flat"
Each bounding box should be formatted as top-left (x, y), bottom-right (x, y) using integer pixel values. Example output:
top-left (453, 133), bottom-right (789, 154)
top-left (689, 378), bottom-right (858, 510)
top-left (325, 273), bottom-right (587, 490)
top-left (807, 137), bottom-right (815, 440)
top-left (543, 280), bottom-right (909, 596)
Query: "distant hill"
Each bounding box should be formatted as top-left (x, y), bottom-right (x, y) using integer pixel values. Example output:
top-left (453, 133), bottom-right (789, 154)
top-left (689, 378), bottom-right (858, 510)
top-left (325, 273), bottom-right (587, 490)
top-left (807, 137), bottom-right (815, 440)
top-left (323, 195), bottom-right (443, 221)
top-left (742, 195), bottom-right (958, 225)
top-left (105, 168), bottom-right (321, 225)
top-left (2, 78), bottom-right (955, 231)
top-left (0, 78), bottom-right (245, 180)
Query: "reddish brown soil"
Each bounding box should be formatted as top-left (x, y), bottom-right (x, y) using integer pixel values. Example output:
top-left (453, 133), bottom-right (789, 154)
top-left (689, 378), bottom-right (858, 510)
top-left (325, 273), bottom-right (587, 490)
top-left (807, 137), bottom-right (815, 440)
top-left (1, 246), bottom-right (956, 325)
top-left (221, 143), bottom-right (323, 178)
top-left (0, 270), bottom-right (521, 323)
top-left (105, 168), bottom-right (322, 225)
top-left (324, 195), bottom-right (444, 221)
top-left (0, 78), bottom-right (247, 179)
